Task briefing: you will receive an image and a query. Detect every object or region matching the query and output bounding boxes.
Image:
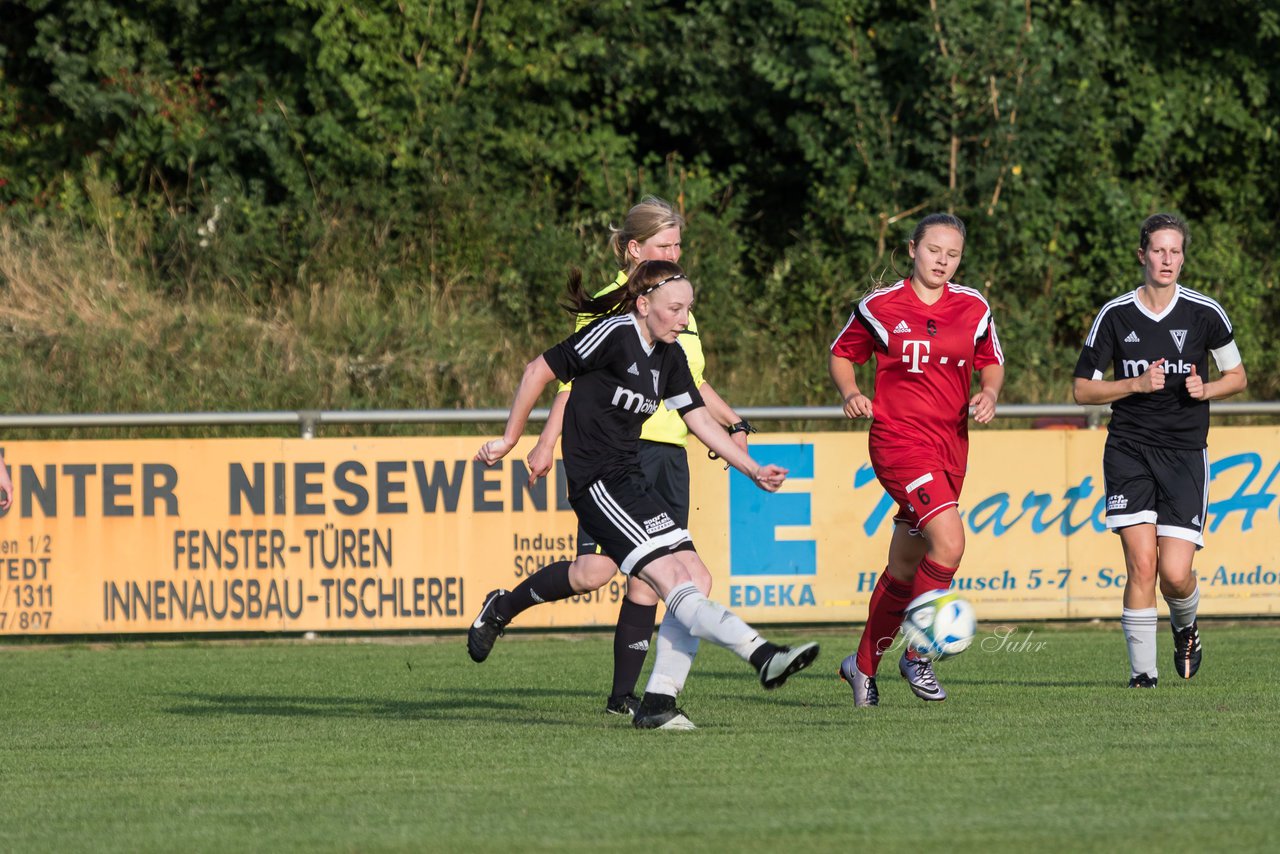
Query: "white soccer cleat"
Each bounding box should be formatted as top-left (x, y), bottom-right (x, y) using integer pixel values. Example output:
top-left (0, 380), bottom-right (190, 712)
top-left (898, 651), bottom-right (946, 701)
top-left (759, 642), bottom-right (820, 690)
top-left (839, 654), bottom-right (879, 707)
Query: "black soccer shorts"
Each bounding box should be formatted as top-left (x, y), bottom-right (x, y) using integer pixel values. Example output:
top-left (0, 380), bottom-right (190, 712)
top-left (576, 440), bottom-right (691, 557)
top-left (571, 469), bottom-right (695, 575)
top-left (1102, 435), bottom-right (1209, 547)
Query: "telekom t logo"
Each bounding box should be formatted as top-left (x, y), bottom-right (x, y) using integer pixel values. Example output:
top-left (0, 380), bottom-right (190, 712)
top-left (901, 339), bottom-right (931, 373)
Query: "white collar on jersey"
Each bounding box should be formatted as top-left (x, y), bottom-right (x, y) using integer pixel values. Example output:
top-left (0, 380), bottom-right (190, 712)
top-left (1132, 283), bottom-right (1181, 322)
top-left (628, 313), bottom-right (657, 356)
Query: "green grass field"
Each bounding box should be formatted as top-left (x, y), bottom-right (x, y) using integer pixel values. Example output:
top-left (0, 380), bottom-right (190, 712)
top-left (2, 622), bottom-right (1277, 853)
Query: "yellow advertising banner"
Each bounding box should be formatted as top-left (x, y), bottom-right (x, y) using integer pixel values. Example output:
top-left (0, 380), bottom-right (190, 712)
top-left (1, 427), bottom-right (1277, 635)
top-left (708, 427), bottom-right (1280, 626)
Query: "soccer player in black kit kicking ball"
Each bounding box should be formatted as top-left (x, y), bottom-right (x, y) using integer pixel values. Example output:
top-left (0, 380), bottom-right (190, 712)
top-left (1073, 213), bottom-right (1246, 687)
top-left (472, 260), bottom-right (819, 729)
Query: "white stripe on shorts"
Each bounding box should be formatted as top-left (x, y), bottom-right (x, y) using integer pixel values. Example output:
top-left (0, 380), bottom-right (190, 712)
top-left (588, 481), bottom-right (648, 546)
top-left (1106, 510), bottom-right (1158, 529)
top-left (1198, 448), bottom-right (1210, 533)
top-left (619, 529), bottom-right (690, 575)
top-left (916, 499), bottom-right (958, 528)
top-left (1156, 524), bottom-right (1205, 548)
top-left (905, 472), bottom-right (934, 493)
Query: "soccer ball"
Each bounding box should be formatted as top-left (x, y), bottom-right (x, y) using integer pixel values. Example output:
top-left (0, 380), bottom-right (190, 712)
top-left (900, 590), bottom-right (977, 660)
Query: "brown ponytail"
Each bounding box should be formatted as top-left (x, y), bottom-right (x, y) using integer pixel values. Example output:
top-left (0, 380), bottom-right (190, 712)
top-left (562, 260), bottom-right (688, 318)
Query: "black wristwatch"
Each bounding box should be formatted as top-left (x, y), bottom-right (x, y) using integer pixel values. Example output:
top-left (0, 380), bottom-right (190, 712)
top-left (708, 419), bottom-right (758, 463)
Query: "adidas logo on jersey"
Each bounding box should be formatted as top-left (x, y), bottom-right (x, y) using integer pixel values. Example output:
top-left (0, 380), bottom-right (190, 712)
top-left (1124, 331), bottom-right (1140, 343)
top-left (1191, 515), bottom-right (1201, 527)
top-left (627, 362), bottom-right (640, 376)
top-left (893, 320), bottom-right (911, 334)
top-left (628, 640), bottom-right (650, 652)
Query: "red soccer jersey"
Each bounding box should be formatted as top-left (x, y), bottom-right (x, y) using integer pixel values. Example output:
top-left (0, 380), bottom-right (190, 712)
top-left (831, 279), bottom-right (1004, 475)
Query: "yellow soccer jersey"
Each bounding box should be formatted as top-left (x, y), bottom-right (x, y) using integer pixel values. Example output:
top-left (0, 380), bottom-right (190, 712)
top-left (558, 270), bottom-right (706, 447)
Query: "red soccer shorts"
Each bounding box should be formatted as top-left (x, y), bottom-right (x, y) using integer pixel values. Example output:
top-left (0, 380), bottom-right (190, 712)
top-left (875, 464), bottom-right (964, 532)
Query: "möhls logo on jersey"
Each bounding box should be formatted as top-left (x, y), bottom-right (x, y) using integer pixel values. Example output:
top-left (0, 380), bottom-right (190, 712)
top-left (611, 386), bottom-right (659, 415)
top-left (1120, 358), bottom-right (1196, 378)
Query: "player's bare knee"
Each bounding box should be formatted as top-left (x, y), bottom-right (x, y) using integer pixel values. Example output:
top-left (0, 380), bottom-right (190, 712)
top-left (681, 554), bottom-right (713, 594)
top-left (1126, 557), bottom-right (1158, 580)
top-left (569, 555), bottom-right (616, 592)
top-left (928, 534), bottom-right (965, 568)
top-left (624, 576), bottom-right (660, 606)
top-left (635, 554), bottom-right (690, 598)
top-left (1158, 563), bottom-right (1197, 598)
top-left (1125, 563), bottom-right (1159, 597)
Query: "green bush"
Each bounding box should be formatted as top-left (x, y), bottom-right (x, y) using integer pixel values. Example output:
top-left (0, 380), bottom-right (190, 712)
top-left (2, 0), bottom-right (1278, 427)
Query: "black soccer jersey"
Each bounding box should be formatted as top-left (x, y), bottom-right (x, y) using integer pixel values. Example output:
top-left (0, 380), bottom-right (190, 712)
top-left (543, 313), bottom-right (705, 499)
top-left (1074, 284), bottom-right (1241, 449)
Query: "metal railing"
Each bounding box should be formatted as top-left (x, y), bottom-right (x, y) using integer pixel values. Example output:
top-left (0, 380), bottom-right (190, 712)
top-left (2, 402), bottom-right (1279, 438)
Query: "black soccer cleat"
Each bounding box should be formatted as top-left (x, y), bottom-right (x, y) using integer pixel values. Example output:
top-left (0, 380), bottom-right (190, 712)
top-left (1128, 672), bottom-right (1158, 688)
top-left (633, 693), bottom-right (696, 731)
top-left (466, 589), bottom-right (509, 663)
top-left (605, 693), bottom-right (641, 717)
top-left (1171, 620), bottom-right (1202, 680)
top-left (758, 642), bottom-right (820, 690)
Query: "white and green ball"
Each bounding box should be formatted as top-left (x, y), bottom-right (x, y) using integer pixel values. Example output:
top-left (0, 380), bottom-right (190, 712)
top-left (901, 590), bottom-right (977, 660)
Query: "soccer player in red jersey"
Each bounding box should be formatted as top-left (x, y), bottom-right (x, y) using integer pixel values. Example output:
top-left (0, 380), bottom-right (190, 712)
top-left (828, 213), bottom-right (1005, 706)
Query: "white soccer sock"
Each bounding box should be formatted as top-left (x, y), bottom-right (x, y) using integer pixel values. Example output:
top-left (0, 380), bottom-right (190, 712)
top-left (1121, 606), bottom-right (1159, 678)
top-left (664, 582), bottom-right (766, 662)
top-left (642, 617), bottom-right (699, 698)
top-left (1164, 584), bottom-right (1200, 631)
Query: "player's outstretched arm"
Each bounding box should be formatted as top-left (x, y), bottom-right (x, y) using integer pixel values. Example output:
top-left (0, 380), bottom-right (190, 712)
top-left (476, 356), bottom-right (556, 466)
top-left (682, 407), bottom-right (787, 492)
top-left (526, 389), bottom-right (569, 483)
top-left (697, 381), bottom-right (751, 453)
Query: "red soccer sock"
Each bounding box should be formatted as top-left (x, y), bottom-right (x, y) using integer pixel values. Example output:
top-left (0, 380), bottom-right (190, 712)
top-left (903, 555), bottom-right (959, 660)
top-left (856, 570), bottom-right (914, 676)
top-left (911, 555), bottom-right (958, 599)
